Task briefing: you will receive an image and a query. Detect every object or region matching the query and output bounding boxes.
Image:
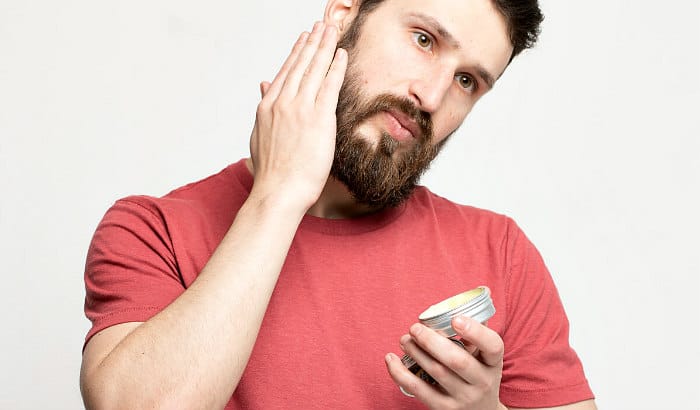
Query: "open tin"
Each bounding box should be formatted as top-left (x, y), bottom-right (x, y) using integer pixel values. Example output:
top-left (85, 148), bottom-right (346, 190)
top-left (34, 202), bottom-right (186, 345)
top-left (400, 286), bottom-right (495, 397)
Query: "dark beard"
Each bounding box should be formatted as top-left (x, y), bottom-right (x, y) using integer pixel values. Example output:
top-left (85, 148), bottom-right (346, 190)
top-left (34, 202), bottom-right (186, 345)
top-left (330, 59), bottom-right (443, 209)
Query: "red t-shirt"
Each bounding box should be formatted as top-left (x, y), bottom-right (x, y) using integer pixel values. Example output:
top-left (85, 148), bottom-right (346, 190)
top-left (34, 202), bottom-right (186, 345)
top-left (84, 159), bottom-right (593, 408)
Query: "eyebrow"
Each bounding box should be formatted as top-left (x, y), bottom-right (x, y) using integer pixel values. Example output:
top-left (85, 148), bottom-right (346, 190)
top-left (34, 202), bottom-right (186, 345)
top-left (407, 12), bottom-right (497, 90)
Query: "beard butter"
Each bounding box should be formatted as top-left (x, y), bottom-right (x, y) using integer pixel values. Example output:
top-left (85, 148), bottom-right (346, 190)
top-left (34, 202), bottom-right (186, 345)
top-left (399, 286), bottom-right (496, 397)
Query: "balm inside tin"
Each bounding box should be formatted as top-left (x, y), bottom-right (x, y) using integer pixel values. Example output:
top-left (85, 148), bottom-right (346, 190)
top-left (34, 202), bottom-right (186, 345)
top-left (417, 286), bottom-right (495, 337)
top-left (400, 286), bottom-right (495, 397)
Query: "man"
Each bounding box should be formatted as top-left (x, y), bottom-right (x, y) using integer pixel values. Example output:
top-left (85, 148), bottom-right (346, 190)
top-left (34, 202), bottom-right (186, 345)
top-left (80, 0), bottom-right (596, 409)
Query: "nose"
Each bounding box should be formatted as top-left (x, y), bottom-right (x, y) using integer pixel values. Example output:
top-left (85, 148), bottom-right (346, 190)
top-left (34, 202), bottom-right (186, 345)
top-left (408, 65), bottom-right (454, 113)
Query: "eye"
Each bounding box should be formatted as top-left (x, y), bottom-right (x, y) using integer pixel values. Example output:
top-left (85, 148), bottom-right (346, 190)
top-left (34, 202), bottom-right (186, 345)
top-left (412, 32), bottom-right (433, 50)
top-left (456, 74), bottom-right (476, 92)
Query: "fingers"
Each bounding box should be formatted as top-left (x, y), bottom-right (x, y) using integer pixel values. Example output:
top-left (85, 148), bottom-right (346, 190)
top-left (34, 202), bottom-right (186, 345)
top-left (404, 321), bottom-right (503, 388)
top-left (259, 81), bottom-right (271, 98)
top-left (452, 316), bottom-right (504, 367)
top-left (262, 31), bottom-right (310, 102)
top-left (461, 340), bottom-right (480, 356)
top-left (278, 22), bottom-right (326, 99)
top-left (297, 25), bottom-right (340, 98)
top-left (384, 352), bottom-right (451, 409)
top-left (280, 22), bottom-right (341, 101)
top-left (316, 48), bottom-right (347, 113)
top-left (399, 332), bottom-right (472, 398)
top-left (461, 319), bottom-right (488, 357)
top-left (403, 326), bottom-right (489, 394)
top-left (387, 320), bottom-right (504, 408)
top-left (261, 21), bottom-right (344, 108)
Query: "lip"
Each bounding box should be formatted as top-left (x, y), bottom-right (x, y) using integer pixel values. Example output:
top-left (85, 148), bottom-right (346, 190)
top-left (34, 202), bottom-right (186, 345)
top-left (386, 110), bottom-right (421, 140)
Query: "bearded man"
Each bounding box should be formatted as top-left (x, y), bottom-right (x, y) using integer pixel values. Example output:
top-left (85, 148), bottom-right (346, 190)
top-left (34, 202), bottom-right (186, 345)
top-left (80, 1), bottom-right (597, 409)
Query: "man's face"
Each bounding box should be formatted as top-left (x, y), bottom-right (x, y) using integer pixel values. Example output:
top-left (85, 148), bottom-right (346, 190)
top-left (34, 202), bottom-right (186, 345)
top-left (330, 0), bottom-right (513, 208)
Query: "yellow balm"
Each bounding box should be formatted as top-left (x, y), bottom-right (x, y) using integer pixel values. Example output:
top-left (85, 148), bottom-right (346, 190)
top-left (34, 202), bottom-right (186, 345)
top-left (420, 288), bottom-right (485, 319)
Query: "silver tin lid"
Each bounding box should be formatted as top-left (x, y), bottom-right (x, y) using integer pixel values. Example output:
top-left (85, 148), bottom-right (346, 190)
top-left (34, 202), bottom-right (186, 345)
top-left (417, 286), bottom-right (495, 337)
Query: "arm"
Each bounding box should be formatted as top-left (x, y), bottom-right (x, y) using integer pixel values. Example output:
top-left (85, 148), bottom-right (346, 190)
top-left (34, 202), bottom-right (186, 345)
top-left (80, 22), bottom-right (347, 410)
top-left (508, 400), bottom-right (597, 410)
top-left (81, 194), bottom-right (306, 409)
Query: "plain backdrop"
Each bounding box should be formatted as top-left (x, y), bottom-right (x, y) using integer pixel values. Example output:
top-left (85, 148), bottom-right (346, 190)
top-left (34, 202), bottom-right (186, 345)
top-left (1, 0), bottom-right (698, 408)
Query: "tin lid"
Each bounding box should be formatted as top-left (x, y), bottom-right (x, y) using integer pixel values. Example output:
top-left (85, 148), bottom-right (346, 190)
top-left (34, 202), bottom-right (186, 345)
top-left (418, 286), bottom-right (495, 337)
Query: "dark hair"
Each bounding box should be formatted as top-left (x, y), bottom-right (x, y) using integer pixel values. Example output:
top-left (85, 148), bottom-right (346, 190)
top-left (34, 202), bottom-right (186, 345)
top-left (349, 0), bottom-right (544, 62)
top-left (491, 0), bottom-right (544, 62)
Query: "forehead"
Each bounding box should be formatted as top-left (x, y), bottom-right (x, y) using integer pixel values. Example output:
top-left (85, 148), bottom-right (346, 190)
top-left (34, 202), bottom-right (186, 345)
top-left (366, 0), bottom-right (514, 78)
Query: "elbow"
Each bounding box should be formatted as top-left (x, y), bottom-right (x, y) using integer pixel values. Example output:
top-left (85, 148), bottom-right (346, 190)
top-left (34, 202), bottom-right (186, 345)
top-left (80, 375), bottom-right (114, 410)
top-left (80, 370), bottom-right (220, 410)
top-left (80, 368), bottom-right (150, 410)
top-left (80, 368), bottom-right (132, 410)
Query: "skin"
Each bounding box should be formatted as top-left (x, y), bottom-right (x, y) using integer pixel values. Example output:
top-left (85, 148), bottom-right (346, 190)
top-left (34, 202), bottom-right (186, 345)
top-left (81, 24), bottom-right (347, 410)
top-left (79, 1), bottom-right (597, 409)
top-left (333, 3), bottom-right (595, 409)
top-left (302, 0), bottom-right (514, 218)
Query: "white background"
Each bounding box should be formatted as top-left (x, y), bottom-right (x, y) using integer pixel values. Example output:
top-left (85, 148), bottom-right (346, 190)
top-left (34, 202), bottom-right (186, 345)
top-left (1, 0), bottom-right (698, 408)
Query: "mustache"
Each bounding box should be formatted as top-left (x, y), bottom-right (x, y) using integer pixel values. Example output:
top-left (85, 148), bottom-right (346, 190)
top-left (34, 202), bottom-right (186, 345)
top-left (347, 94), bottom-right (433, 142)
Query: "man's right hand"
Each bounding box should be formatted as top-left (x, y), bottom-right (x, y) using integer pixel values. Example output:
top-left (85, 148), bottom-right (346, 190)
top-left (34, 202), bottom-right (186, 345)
top-left (80, 22), bottom-right (348, 410)
top-left (249, 21), bottom-right (348, 211)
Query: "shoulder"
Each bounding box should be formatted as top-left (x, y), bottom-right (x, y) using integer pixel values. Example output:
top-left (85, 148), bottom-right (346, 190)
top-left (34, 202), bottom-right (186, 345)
top-left (94, 161), bottom-right (250, 249)
top-left (409, 186), bottom-right (518, 237)
top-left (107, 160), bottom-right (249, 220)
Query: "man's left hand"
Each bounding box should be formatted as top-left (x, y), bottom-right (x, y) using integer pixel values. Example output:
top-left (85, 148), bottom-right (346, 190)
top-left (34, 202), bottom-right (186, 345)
top-left (385, 316), bottom-right (506, 410)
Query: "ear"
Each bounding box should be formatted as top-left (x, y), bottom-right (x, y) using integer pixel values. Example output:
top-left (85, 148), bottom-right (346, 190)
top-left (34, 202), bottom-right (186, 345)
top-left (323, 0), bottom-right (358, 34)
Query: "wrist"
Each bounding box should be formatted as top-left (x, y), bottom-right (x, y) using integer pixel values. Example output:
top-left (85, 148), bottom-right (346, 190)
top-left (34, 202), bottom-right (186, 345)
top-left (246, 184), bottom-right (311, 221)
top-left (249, 166), bottom-right (327, 212)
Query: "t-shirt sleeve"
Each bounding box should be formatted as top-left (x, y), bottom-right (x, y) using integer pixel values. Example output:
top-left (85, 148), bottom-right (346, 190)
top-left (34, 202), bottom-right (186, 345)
top-left (83, 197), bottom-right (185, 349)
top-left (498, 218), bottom-right (594, 408)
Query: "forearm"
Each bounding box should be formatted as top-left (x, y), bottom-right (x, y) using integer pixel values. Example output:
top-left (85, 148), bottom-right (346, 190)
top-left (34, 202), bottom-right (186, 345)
top-left (83, 21), bottom-right (346, 409)
top-left (507, 399), bottom-right (597, 410)
top-left (83, 191), bottom-right (306, 410)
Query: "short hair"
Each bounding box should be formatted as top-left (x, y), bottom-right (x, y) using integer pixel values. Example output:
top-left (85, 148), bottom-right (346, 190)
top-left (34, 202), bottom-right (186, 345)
top-left (351, 0), bottom-right (544, 62)
top-left (491, 0), bottom-right (544, 62)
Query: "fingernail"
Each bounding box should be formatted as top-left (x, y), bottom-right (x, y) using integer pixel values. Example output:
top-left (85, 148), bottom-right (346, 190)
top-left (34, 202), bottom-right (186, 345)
top-left (385, 353), bottom-right (394, 364)
top-left (410, 323), bottom-right (423, 336)
top-left (400, 334), bottom-right (411, 346)
top-left (453, 316), bottom-right (470, 331)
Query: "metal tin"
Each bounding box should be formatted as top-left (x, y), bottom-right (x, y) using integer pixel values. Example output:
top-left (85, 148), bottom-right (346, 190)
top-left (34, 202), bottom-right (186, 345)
top-left (417, 286), bottom-right (495, 337)
top-left (399, 286), bottom-right (495, 397)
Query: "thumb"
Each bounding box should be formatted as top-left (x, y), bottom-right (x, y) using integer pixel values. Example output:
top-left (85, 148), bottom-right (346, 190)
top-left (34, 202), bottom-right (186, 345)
top-left (259, 81), bottom-right (271, 98)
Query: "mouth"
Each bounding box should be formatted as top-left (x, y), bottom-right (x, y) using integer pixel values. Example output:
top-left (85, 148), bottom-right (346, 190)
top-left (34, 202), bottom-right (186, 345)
top-left (384, 110), bottom-right (422, 142)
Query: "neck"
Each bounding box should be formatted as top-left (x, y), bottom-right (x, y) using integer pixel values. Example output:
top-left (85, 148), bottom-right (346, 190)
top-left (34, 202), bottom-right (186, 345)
top-left (307, 177), bottom-right (378, 219)
top-left (244, 158), bottom-right (379, 219)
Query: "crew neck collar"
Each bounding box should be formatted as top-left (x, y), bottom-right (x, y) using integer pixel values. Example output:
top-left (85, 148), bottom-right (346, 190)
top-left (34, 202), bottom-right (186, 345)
top-left (229, 159), bottom-right (408, 235)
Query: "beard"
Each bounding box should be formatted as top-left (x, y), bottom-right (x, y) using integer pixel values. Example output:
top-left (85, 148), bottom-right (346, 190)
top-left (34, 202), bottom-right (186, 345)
top-left (331, 50), bottom-right (446, 209)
